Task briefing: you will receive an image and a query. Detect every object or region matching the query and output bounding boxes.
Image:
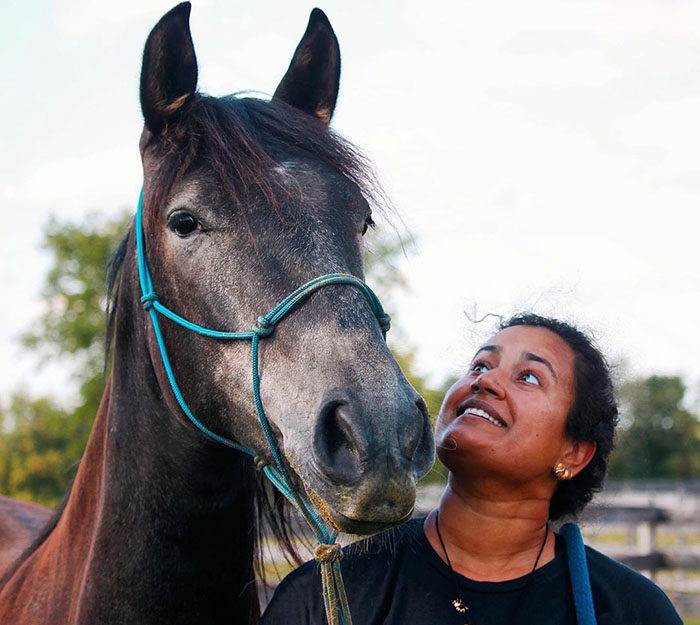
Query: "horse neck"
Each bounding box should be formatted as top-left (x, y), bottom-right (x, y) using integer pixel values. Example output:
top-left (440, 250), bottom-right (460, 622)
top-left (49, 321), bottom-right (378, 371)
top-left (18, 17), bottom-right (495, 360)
top-left (2, 269), bottom-right (259, 625)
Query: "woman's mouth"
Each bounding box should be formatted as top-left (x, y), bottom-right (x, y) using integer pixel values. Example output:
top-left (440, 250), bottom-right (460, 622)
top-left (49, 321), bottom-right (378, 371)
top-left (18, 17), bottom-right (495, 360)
top-left (456, 400), bottom-right (507, 428)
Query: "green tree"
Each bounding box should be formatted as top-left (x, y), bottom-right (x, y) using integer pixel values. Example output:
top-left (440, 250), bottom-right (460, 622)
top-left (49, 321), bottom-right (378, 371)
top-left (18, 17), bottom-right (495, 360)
top-left (22, 213), bottom-right (130, 378)
top-left (0, 393), bottom-right (83, 506)
top-left (609, 375), bottom-right (700, 479)
top-left (0, 211), bottom-right (129, 506)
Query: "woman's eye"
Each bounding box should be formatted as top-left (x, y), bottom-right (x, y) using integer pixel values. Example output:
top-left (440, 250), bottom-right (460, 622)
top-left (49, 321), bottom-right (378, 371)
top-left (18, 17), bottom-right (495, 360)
top-left (361, 215), bottom-right (376, 236)
top-left (169, 213), bottom-right (201, 237)
top-left (521, 372), bottom-right (540, 386)
top-left (471, 362), bottom-right (489, 374)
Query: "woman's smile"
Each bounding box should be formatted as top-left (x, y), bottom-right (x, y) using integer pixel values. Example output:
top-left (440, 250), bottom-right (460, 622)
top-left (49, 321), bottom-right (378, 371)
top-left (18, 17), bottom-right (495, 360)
top-left (454, 398), bottom-right (507, 428)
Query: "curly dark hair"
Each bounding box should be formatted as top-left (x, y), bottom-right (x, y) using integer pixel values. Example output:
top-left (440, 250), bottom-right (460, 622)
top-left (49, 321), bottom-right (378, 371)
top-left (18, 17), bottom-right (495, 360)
top-left (499, 313), bottom-right (618, 520)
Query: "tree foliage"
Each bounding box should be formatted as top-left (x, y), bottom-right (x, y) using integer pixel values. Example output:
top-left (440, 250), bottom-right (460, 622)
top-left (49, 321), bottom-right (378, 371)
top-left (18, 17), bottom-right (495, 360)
top-left (0, 394), bottom-right (84, 507)
top-left (0, 211), bottom-right (129, 506)
top-left (22, 213), bottom-right (130, 377)
top-left (609, 375), bottom-right (700, 479)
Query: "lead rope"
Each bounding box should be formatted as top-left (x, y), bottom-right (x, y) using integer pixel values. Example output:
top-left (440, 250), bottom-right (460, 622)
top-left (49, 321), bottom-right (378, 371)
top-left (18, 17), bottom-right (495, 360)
top-left (314, 543), bottom-right (352, 625)
top-left (136, 189), bottom-right (391, 625)
top-left (560, 523), bottom-right (597, 625)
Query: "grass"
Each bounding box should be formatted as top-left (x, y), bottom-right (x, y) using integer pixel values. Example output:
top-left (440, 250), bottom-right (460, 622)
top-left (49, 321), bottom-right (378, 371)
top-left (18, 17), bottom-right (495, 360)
top-left (586, 531), bottom-right (627, 544)
top-left (260, 560), bottom-right (297, 581)
top-left (584, 531), bottom-right (700, 548)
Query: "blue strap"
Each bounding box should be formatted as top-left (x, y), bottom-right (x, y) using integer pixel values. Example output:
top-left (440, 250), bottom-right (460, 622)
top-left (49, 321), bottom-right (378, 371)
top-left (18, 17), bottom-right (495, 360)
top-left (561, 523), bottom-right (597, 625)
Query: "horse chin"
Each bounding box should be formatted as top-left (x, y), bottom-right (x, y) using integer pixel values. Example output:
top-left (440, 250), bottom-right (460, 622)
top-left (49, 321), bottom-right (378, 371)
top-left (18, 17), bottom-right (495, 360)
top-left (328, 506), bottom-right (416, 536)
top-left (300, 469), bottom-right (419, 536)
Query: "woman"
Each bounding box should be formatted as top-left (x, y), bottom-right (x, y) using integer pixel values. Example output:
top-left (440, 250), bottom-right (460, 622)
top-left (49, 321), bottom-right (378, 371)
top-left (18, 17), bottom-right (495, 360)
top-left (261, 314), bottom-right (682, 624)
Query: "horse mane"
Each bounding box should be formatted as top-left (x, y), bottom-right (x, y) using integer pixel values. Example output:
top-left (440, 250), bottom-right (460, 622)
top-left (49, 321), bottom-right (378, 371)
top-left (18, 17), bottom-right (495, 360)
top-left (102, 94), bottom-right (387, 580)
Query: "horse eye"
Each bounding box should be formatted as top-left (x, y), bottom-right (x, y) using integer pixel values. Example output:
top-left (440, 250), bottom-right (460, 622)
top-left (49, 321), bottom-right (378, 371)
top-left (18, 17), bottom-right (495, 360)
top-left (169, 213), bottom-right (201, 237)
top-left (362, 216), bottom-right (376, 236)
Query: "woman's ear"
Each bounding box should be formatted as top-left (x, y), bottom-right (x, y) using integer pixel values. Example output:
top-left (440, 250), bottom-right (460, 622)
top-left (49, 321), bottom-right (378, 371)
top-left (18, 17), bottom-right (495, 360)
top-left (558, 440), bottom-right (597, 479)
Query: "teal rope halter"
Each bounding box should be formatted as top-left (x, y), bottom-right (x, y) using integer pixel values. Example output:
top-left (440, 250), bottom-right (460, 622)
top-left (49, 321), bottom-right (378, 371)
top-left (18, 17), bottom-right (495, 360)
top-left (136, 188), bottom-right (391, 625)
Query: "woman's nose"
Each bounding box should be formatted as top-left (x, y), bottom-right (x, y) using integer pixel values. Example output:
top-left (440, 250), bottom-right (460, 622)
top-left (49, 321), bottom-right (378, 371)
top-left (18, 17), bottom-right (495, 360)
top-left (471, 371), bottom-right (505, 398)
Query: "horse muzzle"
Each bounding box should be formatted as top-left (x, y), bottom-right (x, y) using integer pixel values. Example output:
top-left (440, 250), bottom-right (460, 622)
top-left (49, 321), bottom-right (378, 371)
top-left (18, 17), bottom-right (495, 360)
top-left (289, 389), bottom-right (435, 534)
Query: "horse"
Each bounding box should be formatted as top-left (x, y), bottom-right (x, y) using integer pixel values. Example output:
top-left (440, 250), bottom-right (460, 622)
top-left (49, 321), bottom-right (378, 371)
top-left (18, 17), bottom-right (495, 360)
top-left (0, 4), bottom-right (434, 623)
top-left (0, 497), bottom-right (50, 575)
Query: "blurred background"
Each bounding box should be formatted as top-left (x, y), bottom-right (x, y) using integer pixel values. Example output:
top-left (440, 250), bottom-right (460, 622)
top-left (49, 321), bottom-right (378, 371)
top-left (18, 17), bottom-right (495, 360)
top-left (1, 0), bottom-right (699, 620)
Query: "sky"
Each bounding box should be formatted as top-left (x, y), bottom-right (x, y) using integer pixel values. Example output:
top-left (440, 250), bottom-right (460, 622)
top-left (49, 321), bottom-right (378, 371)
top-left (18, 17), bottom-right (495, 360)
top-left (1, 0), bottom-right (699, 407)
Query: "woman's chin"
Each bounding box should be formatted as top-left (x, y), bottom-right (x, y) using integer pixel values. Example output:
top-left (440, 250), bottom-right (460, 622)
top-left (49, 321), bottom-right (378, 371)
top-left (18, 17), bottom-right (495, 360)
top-left (437, 422), bottom-right (499, 453)
top-left (435, 431), bottom-right (501, 475)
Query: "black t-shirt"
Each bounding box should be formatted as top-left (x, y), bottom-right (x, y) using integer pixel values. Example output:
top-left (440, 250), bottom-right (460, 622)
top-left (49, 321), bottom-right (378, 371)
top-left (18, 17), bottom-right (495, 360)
top-left (261, 518), bottom-right (682, 625)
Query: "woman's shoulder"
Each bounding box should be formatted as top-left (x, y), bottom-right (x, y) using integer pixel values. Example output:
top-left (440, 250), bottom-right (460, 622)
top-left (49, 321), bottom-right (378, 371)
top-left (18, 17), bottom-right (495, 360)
top-left (585, 543), bottom-right (668, 593)
top-left (261, 518), bottom-right (429, 624)
top-left (584, 545), bottom-right (682, 624)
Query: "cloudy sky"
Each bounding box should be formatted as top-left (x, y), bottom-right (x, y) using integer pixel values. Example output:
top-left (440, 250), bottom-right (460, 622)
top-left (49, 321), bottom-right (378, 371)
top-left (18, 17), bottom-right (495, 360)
top-left (2, 0), bottom-right (699, 406)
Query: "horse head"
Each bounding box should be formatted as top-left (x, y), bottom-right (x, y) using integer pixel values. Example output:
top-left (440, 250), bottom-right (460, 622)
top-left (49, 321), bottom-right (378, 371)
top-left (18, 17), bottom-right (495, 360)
top-left (133, 3), bottom-right (433, 535)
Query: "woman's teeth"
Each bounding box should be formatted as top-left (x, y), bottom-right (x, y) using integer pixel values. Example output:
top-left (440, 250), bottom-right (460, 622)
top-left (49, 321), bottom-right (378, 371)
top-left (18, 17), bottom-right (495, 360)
top-left (463, 407), bottom-right (505, 427)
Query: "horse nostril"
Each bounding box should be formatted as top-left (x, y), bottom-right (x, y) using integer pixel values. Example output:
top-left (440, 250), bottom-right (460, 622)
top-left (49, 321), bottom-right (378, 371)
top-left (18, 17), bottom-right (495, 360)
top-left (313, 400), bottom-right (365, 484)
top-left (416, 397), bottom-right (429, 420)
top-left (400, 397), bottom-right (431, 463)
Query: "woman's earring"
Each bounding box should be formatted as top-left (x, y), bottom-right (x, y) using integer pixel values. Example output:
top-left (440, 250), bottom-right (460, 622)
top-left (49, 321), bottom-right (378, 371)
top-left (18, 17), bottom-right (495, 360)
top-left (553, 462), bottom-right (572, 480)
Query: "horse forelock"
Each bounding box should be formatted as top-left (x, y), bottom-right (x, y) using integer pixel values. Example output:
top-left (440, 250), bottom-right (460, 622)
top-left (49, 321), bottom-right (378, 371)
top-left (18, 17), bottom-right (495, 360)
top-left (141, 94), bottom-right (386, 223)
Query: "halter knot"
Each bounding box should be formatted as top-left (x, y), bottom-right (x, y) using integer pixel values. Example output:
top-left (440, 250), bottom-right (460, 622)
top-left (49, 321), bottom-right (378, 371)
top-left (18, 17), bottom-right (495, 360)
top-left (377, 313), bottom-right (391, 333)
top-left (314, 543), bottom-right (343, 564)
top-left (252, 315), bottom-right (274, 337)
top-left (141, 292), bottom-right (159, 311)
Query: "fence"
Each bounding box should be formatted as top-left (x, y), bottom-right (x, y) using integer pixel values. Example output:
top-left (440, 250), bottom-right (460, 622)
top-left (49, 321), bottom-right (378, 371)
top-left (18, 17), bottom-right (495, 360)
top-left (577, 484), bottom-right (700, 617)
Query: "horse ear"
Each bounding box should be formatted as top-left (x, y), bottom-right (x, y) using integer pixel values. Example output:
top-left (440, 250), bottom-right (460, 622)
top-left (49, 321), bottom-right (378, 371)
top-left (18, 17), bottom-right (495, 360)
top-left (273, 9), bottom-right (341, 125)
top-left (140, 2), bottom-right (198, 135)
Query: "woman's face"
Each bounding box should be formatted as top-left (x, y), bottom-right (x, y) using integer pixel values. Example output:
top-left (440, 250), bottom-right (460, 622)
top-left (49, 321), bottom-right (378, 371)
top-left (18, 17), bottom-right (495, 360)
top-left (436, 325), bottom-right (577, 486)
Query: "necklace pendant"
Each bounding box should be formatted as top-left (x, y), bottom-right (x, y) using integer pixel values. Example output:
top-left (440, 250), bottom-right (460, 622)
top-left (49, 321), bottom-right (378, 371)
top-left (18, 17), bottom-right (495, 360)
top-left (452, 598), bottom-right (468, 614)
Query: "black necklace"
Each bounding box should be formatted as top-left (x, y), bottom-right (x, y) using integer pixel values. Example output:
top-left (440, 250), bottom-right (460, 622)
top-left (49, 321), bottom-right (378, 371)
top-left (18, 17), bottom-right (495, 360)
top-left (434, 510), bottom-right (550, 623)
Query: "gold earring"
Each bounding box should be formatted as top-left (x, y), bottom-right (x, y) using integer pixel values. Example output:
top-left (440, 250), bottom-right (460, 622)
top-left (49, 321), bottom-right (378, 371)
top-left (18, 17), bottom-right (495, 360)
top-left (553, 462), bottom-right (572, 480)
